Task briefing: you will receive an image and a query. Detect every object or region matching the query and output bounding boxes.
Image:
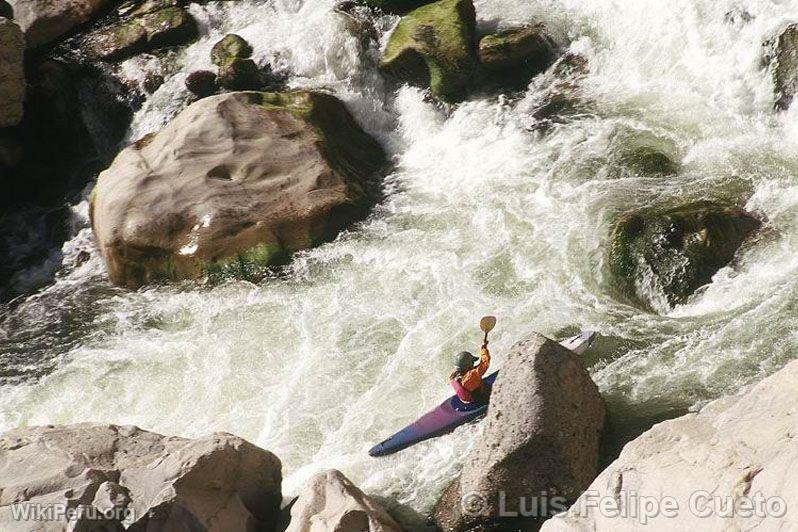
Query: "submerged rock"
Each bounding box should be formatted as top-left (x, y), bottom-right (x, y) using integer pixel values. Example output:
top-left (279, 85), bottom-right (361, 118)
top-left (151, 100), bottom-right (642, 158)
top-left (542, 359), bottom-right (798, 531)
top-left (0, 423), bottom-right (282, 532)
top-left (211, 33), bottom-right (253, 67)
top-left (90, 91), bottom-right (387, 289)
top-left (433, 332), bottom-right (605, 532)
top-left (765, 23), bottom-right (798, 110)
top-left (478, 24), bottom-right (558, 88)
top-left (609, 201), bottom-right (761, 308)
top-left (286, 470), bottom-right (404, 532)
top-left (380, 0), bottom-right (477, 102)
top-left (616, 145), bottom-right (679, 176)
top-left (87, 5), bottom-right (198, 61)
top-left (7, 0), bottom-right (111, 48)
top-left (0, 17), bottom-right (24, 127)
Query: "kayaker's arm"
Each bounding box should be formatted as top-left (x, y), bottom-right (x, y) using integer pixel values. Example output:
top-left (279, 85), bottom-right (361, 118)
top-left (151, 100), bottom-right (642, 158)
top-left (475, 344), bottom-right (490, 377)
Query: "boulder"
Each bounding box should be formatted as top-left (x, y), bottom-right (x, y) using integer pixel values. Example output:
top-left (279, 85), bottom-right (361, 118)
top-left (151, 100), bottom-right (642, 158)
top-left (218, 58), bottom-right (260, 90)
top-left (185, 69), bottom-right (218, 97)
top-left (87, 6), bottom-right (198, 61)
top-left (286, 470), bottom-right (404, 532)
top-left (90, 91), bottom-right (387, 289)
top-left (379, 0), bottom-right (477, 102)
top-left (433, 332), bottom-right (605, 531)
top-left (478, 24), bottom-right (558, 88)
top-left (0, 1), bottom-right (11, 19)
top-left (616, 145), bottom-right (678, 176)
top-left (609, 201), bottom-right (761, 309)
top-left (0, 17), bottom-right (24, 127)
top-left (541, 359), bottom-right (798, 531)
top-left (361, 0), bottom-right (432, 14)
top-left (7, 0), bottom-right (110, 48)
top-left (0, 423), bottom-right (282, 532)
top-left (211, 33), bottom-right (253, 67)
top-left (764, 23), bottom-right (798, 110)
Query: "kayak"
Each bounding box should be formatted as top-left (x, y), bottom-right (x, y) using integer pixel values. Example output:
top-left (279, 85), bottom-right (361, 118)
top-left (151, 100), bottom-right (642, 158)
top-left (368, 331), bottom-right (597, 457)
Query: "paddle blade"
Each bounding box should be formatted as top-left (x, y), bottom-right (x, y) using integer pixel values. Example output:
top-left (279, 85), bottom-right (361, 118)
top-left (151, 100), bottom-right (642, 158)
top-left (479, 315), bottom-right (497, 333)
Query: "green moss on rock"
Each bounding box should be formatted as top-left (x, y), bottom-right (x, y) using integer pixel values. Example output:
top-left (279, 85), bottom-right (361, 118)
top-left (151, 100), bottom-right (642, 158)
top-left (211, 34), bottom-right (253, 67)
top-left (380, 0), bottom-right (477, 102)
top-left (609, 201), bottom-right (761, 308)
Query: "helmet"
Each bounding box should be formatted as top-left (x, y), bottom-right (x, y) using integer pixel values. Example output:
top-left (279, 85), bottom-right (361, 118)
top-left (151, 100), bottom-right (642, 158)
top-left (454, 351), bottom-right (478, 371)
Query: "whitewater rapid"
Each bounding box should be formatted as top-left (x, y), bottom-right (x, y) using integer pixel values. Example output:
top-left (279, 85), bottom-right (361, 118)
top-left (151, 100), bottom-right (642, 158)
top-left (3, 0), bottom-right (798, 525)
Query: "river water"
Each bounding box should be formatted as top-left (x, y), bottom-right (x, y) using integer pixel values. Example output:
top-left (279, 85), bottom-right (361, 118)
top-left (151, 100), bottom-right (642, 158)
top-left (2, 0), bottom-right (798, 526)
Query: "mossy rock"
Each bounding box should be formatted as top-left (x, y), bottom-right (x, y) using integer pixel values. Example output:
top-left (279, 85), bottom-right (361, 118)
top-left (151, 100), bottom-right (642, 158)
top-left (361, 0), bottom-right (434, 14)
top-left (609, 201), bottom-right (761, 308)
top-left (478, 24), bottom-right (557, 88)
top-left (380, 0), bottom-right (477, 102)
top-left (211, 34), bottom-right (253, 67)
top-left (89, 7), bottom-right (198, 61)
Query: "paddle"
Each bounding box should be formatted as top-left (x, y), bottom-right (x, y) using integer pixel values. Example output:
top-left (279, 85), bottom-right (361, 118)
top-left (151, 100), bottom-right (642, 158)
top-left (480, 315), bottom-right (497, 345)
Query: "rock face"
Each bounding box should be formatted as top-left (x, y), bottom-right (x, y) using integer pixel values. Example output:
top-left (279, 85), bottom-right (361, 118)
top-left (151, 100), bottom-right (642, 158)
top-left (0, 423), bottom-right (282, 532)
top-left (90, 91), bottom-right (387, 289)
top-left (478, 25), bottom-right (558, 88)
top-left (433, 332), bottom-right (605, 532)
top-left (541, 359), bottom-right (798, 532)
top-left (609, 201), bottom-right (761, 309)
top-left (765, 23), bottom-right (798, 110)
top-left (7, 0), bottom-right (110, 48)
top-left (0, 17), bottom-right (24, 127)
top-left (287, 470), bottom-right (404, 532)
top-left (380, 0), bottom-right (477, 102)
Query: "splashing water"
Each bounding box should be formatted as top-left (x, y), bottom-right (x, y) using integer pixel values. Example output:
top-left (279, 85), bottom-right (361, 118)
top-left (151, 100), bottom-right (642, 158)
top-left (3, 0), bottom-right (798, 525)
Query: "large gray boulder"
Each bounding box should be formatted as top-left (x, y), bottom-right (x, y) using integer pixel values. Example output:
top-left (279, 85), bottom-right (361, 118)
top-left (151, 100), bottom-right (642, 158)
top-left (433, 332), bottom-right (605, 531)
top-left (0, 423), bottom-right (282, 532)
top-left (286, 470), bottom-right (403, 532)
top-left (7, 0), bottom-right (111, 48)
top-left (90, 91), bottom-right (387, 289)
top-left (541, 359), bottom-right (798, 531)
top-left (0, 17), bottom-right (24, 127)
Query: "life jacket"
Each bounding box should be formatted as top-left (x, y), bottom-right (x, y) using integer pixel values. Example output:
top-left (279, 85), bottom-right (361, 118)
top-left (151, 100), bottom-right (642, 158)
top-left (451, 376), bottom-right (485, 404)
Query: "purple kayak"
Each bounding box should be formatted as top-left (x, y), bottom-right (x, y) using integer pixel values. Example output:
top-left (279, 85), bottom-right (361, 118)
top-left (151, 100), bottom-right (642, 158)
top-left (368, 331), bottom-right (597, 457)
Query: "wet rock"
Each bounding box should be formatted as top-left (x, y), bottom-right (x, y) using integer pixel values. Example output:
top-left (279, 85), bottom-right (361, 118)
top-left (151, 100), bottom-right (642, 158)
top-left (0, 1), bottom-right (12, 19)
top-left (286, 470), bottom-right (404, 532)
top-left (211, 33), bottom-right (253, 67)
top-left (142, 71), bottom-right (164, 93)
top-left (0, 423), bottom-right (283, 532)
top-left (433, 332), bottom-right (605, 532)
top-left (7, 0), bottom-right (111, 48)
top-left (361, 0), bottom-right (432, 14)
top-left (185, 69), bottom-right (217, 97)
top-left (0, 17), bottom-right (24, 127)
top-left (380, 0), bottom-right (477, 103)
top-left (478, 24), bottom-right (558, 88)
top-left (90, 91), bottom-right (387, 289)
top-left (525, 52), bottom-right (591, 132)
top-left (87, 6), bottom-right (198, 61)
top-left (765, 23), bottom-right (798, 110)
top-left (609, 201), bottom-right (761, 308)
top-left (218, 58), bottom-right (260, 90)
top-left (542, 359), bottom-right (798, 531)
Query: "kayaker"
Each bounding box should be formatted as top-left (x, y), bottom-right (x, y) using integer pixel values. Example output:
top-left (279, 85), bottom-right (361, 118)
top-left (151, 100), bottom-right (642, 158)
top-left (449, 340), bottom-right (491, 404)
